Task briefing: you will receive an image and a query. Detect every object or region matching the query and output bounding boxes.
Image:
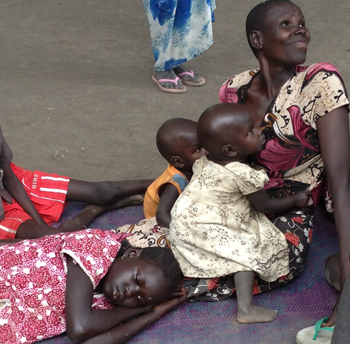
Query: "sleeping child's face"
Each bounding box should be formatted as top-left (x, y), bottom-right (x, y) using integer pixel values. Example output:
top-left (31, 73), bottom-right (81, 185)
top-left (103, 256), bottom-right (170, 308)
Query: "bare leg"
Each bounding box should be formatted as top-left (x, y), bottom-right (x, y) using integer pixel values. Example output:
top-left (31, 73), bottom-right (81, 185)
top-left (16, 194), bottom-right (144, 240)
top-left (325, 253), bottom-right (341, 291)
top-left (66, 179), bottom-right (152, 205)
top-left (234, 271), bottom-right (278, 324)
top-left (323, 253), bottom-right (341, 327)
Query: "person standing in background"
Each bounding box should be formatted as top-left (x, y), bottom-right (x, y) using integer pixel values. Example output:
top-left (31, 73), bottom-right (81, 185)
top-left (143, 0), bottom-right (215, 94)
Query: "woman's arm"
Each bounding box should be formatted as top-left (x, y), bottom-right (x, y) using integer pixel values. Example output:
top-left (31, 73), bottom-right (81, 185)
top-left (247, 189), bottom-right (311, 214)
top-left (2, 164), bottom-right (48, 228)
top-left (316, 105), bottom-right (350, 288)
top-left (65, 256), bottom-right (151, 342)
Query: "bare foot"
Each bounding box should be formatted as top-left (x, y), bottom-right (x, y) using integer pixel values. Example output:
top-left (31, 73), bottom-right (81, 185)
top-left (174, 65), bottom-right (205, 86)
top-left (56, 196), bottom-right (143, 234)
top-left (237, 305), bottom-right (278, 324)
top-left (325, 253), bottom-right (341, 291)
top-left (153, 70), bottom-right (186, 91)
top-left (323, 295), bottom-right (340, 328)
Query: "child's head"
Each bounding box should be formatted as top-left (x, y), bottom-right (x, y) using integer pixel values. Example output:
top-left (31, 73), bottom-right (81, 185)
top-left (156, 118), bottom-right (206, 174)
top-left (103, 247), bottom-right (182, 308)
top-left (197, 103), bottom-right (265, 163)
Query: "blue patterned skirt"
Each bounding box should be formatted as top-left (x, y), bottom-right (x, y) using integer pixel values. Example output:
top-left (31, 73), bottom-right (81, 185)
top-left (143, 0), bottom-right (215, 71)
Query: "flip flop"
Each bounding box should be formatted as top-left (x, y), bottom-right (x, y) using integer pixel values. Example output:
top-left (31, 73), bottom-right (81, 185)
top-left (151, 75), bottom-right (187, 94)
top-left (296, 318), bottom-right (334, 344)
top-left (176, 70), bottom-right (206, 87)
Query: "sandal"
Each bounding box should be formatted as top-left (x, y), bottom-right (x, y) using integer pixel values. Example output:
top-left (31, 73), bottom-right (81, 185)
top-left (176, 70), bottom-right (206, 87)
top-left (296, 317), bottom-right (334, 344)
top-left (151, 76), bottom-right (187, 94)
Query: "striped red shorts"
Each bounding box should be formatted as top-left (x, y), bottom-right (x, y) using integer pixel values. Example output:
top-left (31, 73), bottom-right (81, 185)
top-left (0, 163), bottom-right (70, 239)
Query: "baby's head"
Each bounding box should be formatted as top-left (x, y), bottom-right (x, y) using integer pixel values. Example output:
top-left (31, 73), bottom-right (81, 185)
top-left (156, 118), bottom-right (206, 175)
top-left (197, 103), bottom-right (265, 163)
top-left (103, 247), bottom-right (182, 308)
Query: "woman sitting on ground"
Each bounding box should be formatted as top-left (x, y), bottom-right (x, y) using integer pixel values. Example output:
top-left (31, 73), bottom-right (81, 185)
top-left (184, 0), bottom-right (349, 331)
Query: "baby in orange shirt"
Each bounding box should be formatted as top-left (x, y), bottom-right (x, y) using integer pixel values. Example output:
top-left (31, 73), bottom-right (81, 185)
top-left (143, 118), bottom-right (206, 227)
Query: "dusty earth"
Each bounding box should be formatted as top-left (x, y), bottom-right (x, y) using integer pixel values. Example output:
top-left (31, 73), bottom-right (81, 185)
top-left (1, 0), bottom-right (349, 182)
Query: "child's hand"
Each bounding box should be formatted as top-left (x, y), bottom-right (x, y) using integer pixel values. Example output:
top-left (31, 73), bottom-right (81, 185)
top-left (292, 190), bottom-right (312, 208)
top-left (151, 287), bottom-right (187, 318)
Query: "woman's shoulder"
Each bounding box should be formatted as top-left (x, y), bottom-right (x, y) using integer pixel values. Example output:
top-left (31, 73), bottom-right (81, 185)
top-left (297, 62), bottom-right (342, 76)
top-left (296, 62), bottom-right (345, 86)
top-left (219, 69), bottom-right (259, 103)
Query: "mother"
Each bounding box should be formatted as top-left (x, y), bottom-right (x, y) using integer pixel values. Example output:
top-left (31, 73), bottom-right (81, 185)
top-left (121, 0), bottom-right (349, 332)
top-left (216, 0), bottom-right (349, 328)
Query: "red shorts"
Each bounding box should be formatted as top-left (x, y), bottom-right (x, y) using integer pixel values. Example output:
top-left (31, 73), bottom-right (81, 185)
top-left (0, 164), bottom-right (70, 239)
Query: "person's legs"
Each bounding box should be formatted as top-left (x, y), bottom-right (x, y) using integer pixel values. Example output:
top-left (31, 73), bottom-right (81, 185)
top-left (15, 192), bottom-right (145, 240)
top-left (325, 253), bottom-right (341, 292)
top-left (183, 207), bottom-right (314, 302)
top-left (152, 70), bottom-right (186, 92)
top-left (234, 271), bottom-right (278, 324)
top-left (173, 65), bottom-right (206, 86)
top-left (66, 179), bottom-right (152, 205)
top-left (16, 204), bottom-right (101, 239)
top-left (142, 0), bottom-right (185, 92)
top-left (143, 0), bottom-right (212, 92)
top-left (14, 178), bottom-right (151, 240)
top-left (330, 270), bottom-right (350, 343)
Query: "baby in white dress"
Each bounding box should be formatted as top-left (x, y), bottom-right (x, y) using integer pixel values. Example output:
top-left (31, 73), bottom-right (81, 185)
top-left (169, 103), bottom-right (311, 324)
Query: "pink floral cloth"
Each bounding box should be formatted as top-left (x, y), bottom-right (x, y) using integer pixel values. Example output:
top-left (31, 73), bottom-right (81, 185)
top-left (176, 63), bottom-right (349, 303)
top-left (219, 63), bottom-right (349, 204)
top-left (0, 229), bottom-right (126, 344)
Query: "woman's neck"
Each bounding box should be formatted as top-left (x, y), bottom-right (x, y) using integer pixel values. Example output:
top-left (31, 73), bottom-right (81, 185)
top-left (256, 58), bottom-right (296, 98)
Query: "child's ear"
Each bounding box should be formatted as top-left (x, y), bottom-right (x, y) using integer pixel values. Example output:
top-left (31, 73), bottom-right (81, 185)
top-left (222, 144), bottom-right (237, 157)
top-left (124, 247), bottom-right (142, 258)
top-left (170, 156), bottom-right (185, 169)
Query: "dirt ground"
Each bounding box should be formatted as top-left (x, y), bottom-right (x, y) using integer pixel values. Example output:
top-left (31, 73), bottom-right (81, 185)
top-left (1, 0), bottom-right (349, 182)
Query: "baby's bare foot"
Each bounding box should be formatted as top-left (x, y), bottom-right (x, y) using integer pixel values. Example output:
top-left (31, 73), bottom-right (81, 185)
top-left (237, 305), bottom-right (278, 324)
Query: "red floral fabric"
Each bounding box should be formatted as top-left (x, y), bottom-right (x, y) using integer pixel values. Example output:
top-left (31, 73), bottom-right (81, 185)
top-left (0, 229), bottom-right (125, 344)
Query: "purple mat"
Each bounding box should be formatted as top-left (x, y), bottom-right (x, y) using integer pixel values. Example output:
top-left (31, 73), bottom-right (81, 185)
top-left (41, 203), bottom-right (338, 344)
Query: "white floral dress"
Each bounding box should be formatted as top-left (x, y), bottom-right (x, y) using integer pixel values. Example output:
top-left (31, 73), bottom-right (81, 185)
top-left (169, 156), bottom-right (290, 282)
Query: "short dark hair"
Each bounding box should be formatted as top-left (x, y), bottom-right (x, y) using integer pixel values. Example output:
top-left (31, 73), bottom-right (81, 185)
top-left (156, 118), bottom-right (197, 162)
top-left (246, 0), bottom-right (292, 54)
top-left (140, 247), bottom-right (182, 291)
